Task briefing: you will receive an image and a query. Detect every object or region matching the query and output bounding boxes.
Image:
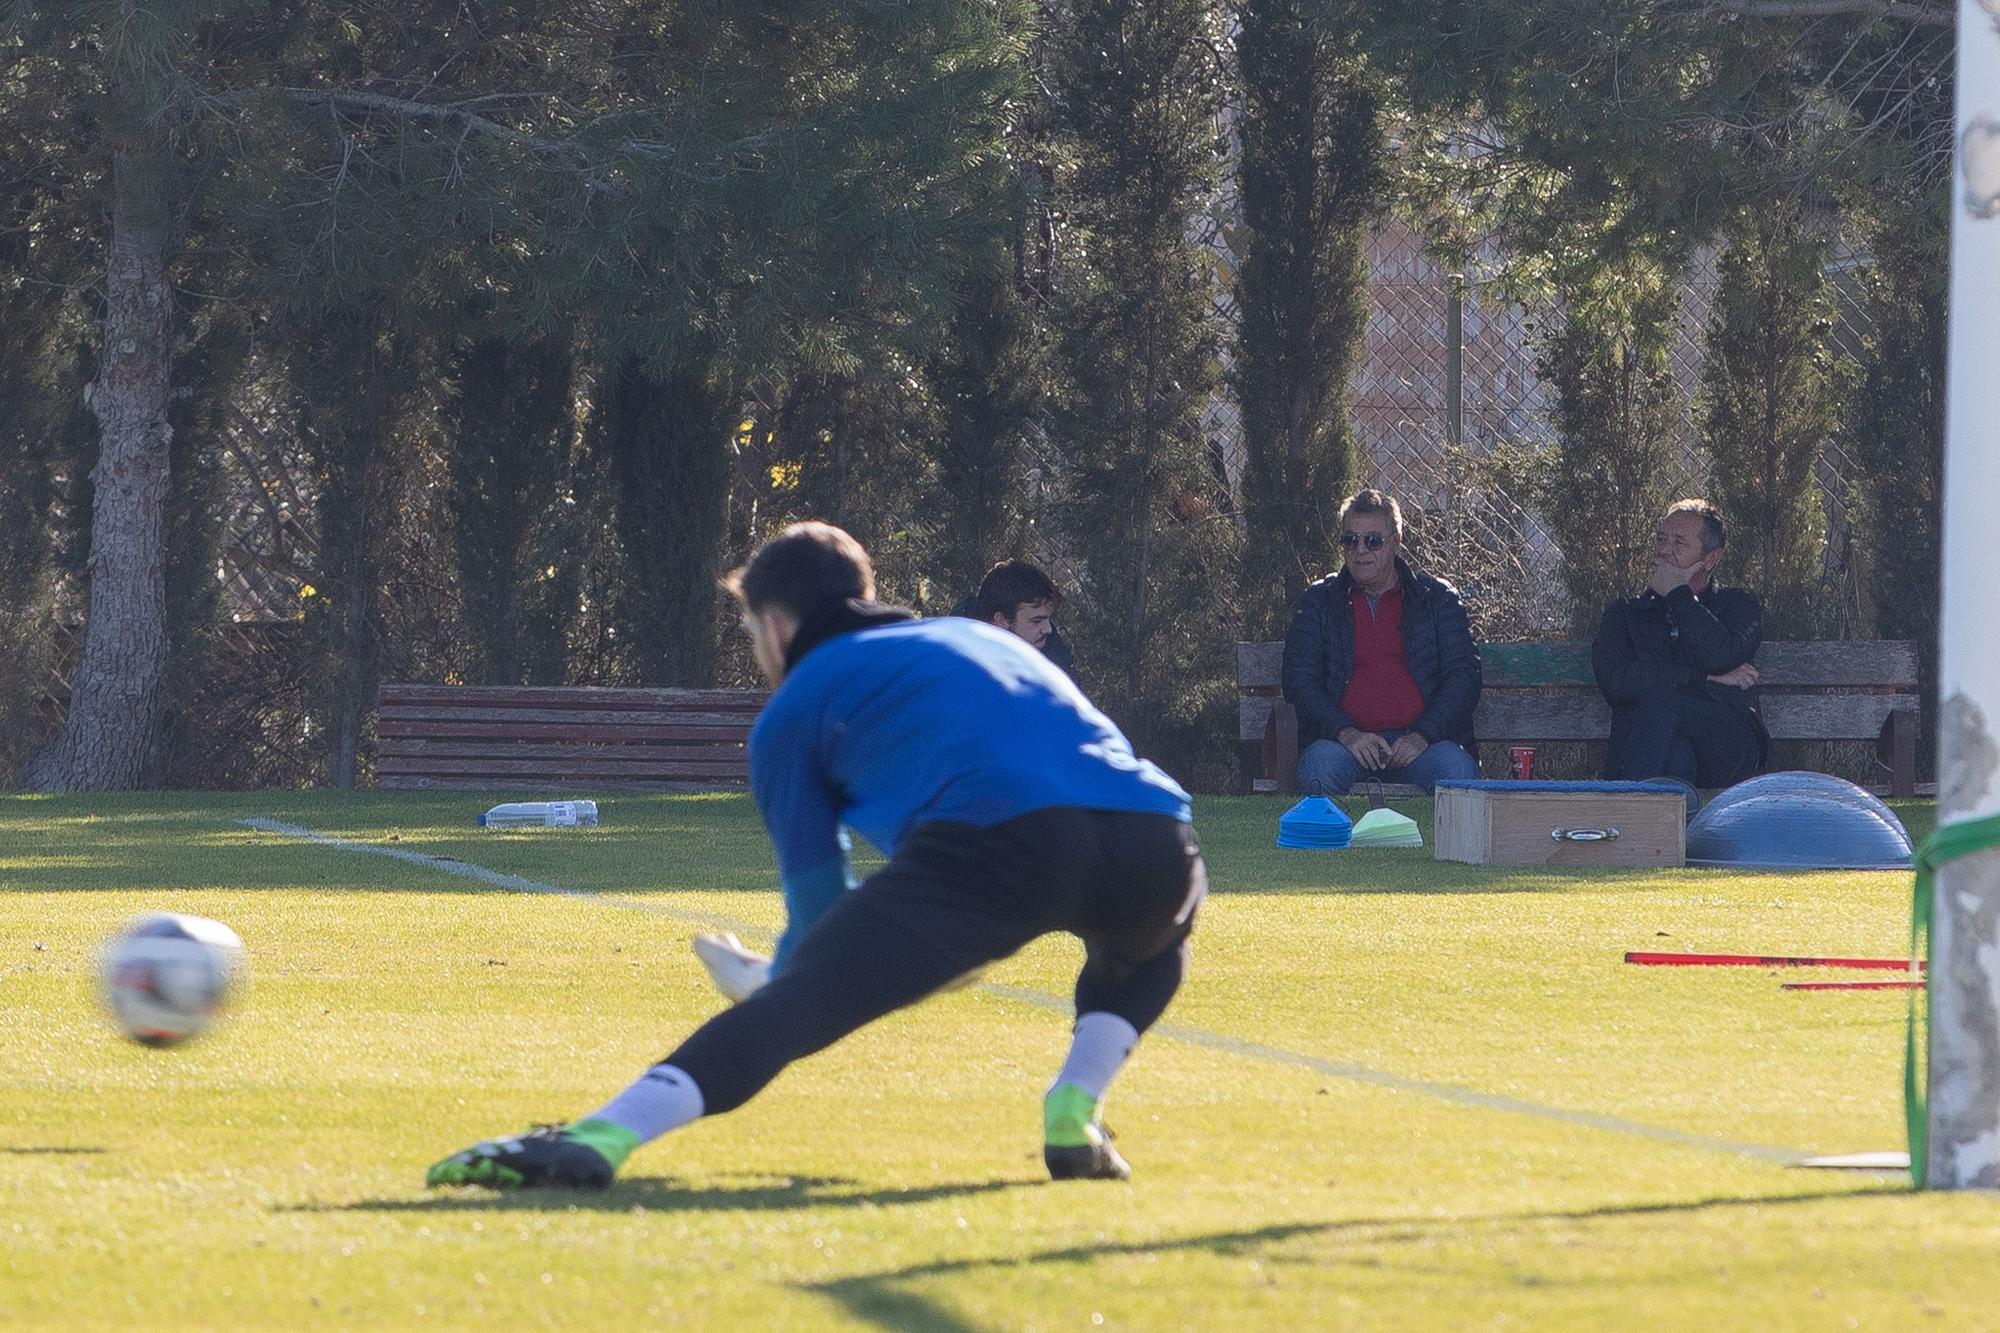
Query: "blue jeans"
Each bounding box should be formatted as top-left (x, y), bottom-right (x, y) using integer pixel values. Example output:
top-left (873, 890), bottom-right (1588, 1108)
top-left (1616, 687), bottom-right (1761, 789)
top-left (1297, 731), bottom-right (1480, 795)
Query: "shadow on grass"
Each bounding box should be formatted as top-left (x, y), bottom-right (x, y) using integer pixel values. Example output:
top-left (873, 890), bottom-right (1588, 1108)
top-left (801, 1186), bottom-right (1910, 1331)
top-left (0, 1146), bottom-right (105, 1155)
top-left (278, 1174), bottom-right (1041, 1216)
top-left (1206, 795), bottom-right (1936, 897)
top-left (0, 822), bottom-right (777, 897)
top-left (0, 790), bottom-right (1934, 899)
top-left (1206, 848), bottom-right (1808, 898)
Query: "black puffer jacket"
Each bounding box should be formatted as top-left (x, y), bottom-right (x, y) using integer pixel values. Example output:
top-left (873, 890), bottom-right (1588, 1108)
top-left (1591, 581), bottom-right (1768, 776)
top-left (1280, 559), bottom-right (1483, 749)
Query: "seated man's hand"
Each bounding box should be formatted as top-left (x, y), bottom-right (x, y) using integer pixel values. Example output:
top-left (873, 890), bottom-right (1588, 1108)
top-left (1338, 728), bottom-right (1393, 770)
top-left (1706, 663), bottom-right (1759, 689)
top-left (1647, 558), bottom-right (1696, 597)
top-left (1387, 732), bottom-right (1430, 768)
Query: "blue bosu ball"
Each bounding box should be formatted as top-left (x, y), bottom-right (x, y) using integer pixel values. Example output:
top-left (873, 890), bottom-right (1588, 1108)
top-left (1685, 771), bottom-right (1913, 870)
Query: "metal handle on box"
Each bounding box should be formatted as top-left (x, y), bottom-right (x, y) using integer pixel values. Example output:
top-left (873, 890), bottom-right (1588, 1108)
top-left (1551, 826), bottom-right (1619, 842)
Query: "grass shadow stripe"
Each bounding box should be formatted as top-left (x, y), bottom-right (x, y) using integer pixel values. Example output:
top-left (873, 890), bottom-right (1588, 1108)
top-left (243, 816), bottom-right (1810, 1168)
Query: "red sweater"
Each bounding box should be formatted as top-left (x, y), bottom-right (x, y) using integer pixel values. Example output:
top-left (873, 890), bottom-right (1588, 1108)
top-left (1341, 585), bottom-right (1425, 732)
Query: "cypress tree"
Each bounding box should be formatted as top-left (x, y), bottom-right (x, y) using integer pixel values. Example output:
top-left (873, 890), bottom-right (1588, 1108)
top-left (1849, 207), bottom-right (1945, 749)
top-left (925, 258), bottom-right (1048, 598)
top-left (1051, 0), bottom-right (1240, 765)
top-left (752, 359), bottom-right (944, 608)
top-left (1517, 271), bottom-right (1689, 627)
top-left (1698, 208), bottom-right (1849, 633)
top-left (1235, 0), bottom-right (1382, 632)
top-left (156, 324), bottom-right (249, 785)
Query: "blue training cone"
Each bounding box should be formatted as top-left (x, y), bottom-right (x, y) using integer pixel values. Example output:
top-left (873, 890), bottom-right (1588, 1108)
top-left (1276, 796), bottom-right (1353, 850)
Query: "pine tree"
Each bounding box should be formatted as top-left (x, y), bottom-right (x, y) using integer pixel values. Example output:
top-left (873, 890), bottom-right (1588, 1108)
top-left (14, 1), bottom-right (193, 789)
top-left (12, 0), bottom-right (1028, 786)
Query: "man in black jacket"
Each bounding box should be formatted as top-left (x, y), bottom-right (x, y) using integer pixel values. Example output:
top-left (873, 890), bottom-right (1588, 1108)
top-left (1281, 490), bottom-right (1483, 795)
top-left (1592, 499), bottom-right (1766, 791)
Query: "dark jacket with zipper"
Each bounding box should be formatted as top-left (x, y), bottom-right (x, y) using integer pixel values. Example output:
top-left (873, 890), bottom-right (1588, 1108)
top-left (1591, 581), bottom-right (1769, 777)
top-left (1280, 559), bottom-right (1483, 751)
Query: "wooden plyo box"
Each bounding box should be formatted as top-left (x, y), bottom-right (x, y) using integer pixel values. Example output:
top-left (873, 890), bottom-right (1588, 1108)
top-left (1434, 780), bottom-right (1686, 868)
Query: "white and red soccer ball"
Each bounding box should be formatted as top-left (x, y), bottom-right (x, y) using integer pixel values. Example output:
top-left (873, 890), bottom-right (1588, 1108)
top-left (101, 913), bottom-right (246, 1046)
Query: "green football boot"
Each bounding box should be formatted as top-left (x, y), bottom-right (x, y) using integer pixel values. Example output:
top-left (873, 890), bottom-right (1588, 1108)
top-left (1042, 1083), bottom-right (1131, 1181)
top-left (425, 1120), bottom-right (635, 1191)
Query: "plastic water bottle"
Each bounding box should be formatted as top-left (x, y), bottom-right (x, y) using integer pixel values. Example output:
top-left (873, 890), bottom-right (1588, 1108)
top-left (478, 800), bottom-right (599, 829)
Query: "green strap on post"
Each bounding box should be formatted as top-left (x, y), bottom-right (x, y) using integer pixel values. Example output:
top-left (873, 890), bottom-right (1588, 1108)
top-left (1904, 812), bottom-right (2000, 1188)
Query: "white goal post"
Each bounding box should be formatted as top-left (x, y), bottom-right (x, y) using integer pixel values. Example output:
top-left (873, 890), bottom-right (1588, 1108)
top-left (1926, 0), bottom-right (2000, 1191)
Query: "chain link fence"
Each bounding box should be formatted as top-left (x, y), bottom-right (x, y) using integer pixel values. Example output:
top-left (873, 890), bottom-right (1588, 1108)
top-left (12, 207), bottom-right (1888, 789)
top-left (1197, 216), bottom-right (1876, 643)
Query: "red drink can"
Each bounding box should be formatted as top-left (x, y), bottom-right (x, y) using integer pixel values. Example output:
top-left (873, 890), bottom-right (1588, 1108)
top-left (1509, 746), bottom-right (1536, 781)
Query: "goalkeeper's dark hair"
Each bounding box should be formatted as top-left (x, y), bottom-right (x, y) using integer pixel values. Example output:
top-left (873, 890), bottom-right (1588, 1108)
top-left (973, 560), bottom-right (1063, 621)
top-left (724, 522), bottom-right (876, 622)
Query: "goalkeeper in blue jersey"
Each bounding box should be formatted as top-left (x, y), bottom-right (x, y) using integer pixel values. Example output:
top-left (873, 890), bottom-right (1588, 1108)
top-left (428, 522), bottom-right (1206, 1190)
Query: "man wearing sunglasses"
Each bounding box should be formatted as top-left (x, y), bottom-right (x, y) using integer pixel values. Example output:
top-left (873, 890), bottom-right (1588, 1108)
top-left (1280, 489), bottom-right (1483, 795)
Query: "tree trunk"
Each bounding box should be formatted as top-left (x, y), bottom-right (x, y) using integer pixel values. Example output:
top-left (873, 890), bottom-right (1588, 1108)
top-left (602, 357), bottom-right (734, 687)
top-left (21, 150), bottom-right (175, 791)
top-left (326, 519), bottom-right (376, 789)
top-left (451, 337), bottom-right (574, 685)
top-left (294, 310), bottom-right (394, 791)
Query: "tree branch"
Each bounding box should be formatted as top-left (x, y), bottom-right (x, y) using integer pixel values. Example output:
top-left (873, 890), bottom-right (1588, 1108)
top-left (202, 85), bottom-right (782, 179)
top-left (207, 86), bottom-right (555, 151)
top-left (1667, 0), bottom-right (1954, 28)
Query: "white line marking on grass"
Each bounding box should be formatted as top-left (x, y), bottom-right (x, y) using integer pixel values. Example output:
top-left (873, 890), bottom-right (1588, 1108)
top-left (236, 818), bottom-right (749, 935)
top-left (982, 982), bottom-right (1806, 1165)
top-left (243, 816), bottom-right (1808, 1166)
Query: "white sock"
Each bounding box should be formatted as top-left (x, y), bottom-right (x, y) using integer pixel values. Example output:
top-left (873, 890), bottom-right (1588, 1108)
top-left (1049, 1012), bottom-right (1141, 1101)
top-left (585, 1063), bottom-right (706, 1144)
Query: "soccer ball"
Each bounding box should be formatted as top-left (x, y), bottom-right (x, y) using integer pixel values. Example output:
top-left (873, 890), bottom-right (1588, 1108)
top-left (101, 913), bottom-right (246, 1047)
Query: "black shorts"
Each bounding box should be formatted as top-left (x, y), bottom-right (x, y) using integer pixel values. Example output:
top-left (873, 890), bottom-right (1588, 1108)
top-left (826, 805), bottom-right (1206, 982)
top-left (664, 806), bottom-right (1205, 1113)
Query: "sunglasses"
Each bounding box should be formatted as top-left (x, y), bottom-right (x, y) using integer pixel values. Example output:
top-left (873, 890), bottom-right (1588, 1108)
top-left (1338, 532), bottom-right (1389, 551)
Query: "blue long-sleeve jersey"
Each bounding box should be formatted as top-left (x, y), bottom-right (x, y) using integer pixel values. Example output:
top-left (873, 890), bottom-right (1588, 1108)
top-left (751, 617), bottom-right (1191, 965)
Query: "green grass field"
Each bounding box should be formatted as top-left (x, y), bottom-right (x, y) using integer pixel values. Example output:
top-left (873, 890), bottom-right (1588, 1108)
top-left (2, 790), bottom-right (1993, 1330)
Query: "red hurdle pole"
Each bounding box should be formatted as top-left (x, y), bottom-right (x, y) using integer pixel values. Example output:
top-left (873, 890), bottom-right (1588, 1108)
top-left (1624, 951), bottom-right (1923, 971)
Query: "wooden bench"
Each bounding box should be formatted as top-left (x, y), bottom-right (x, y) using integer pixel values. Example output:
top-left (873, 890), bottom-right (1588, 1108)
top-left (375, 682), bottom-right (769, 790)
top-left (1238, 640), bottom-right (1921, 800)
